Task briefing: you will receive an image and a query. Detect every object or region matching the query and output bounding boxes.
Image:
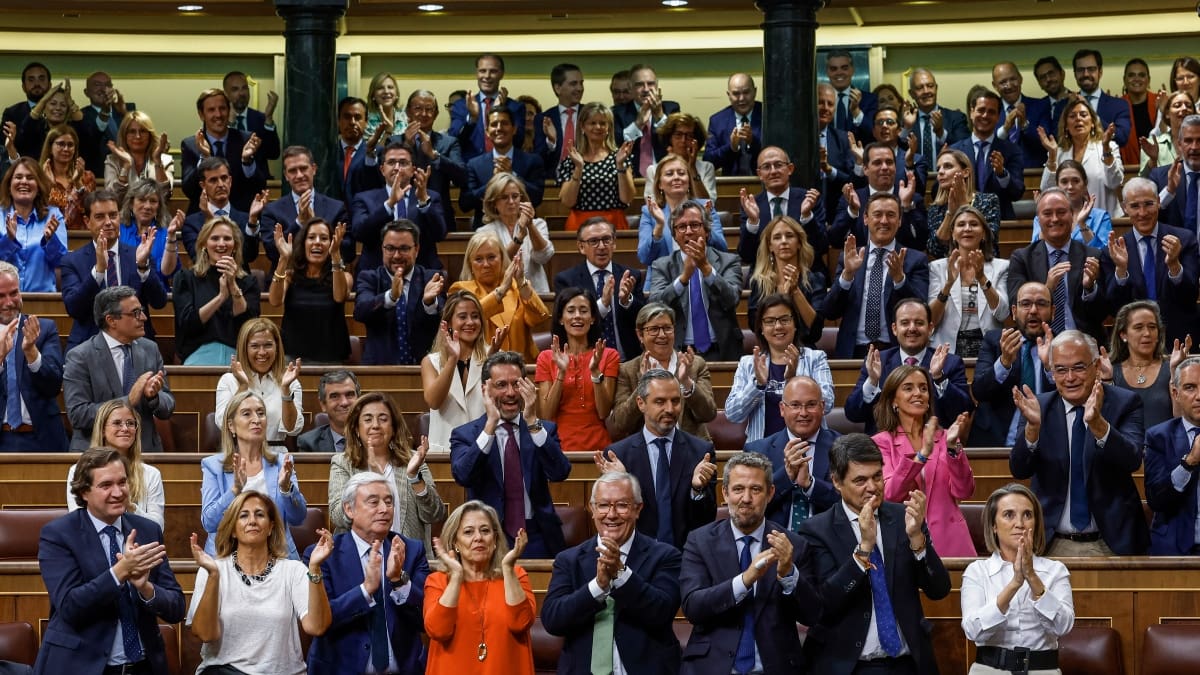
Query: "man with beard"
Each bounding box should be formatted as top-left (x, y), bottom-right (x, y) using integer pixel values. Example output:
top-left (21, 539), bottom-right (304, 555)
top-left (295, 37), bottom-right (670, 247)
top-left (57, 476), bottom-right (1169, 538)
top-left (828, 143), bottom-right (926, 251)
top-left (258, 145), bottom-right (352, 266)
top-left (1034, 56), bottom-right (1074, 135)
top-left (1072, 49), bottom-right (1132, 147)
top-left (461, 106), bottom-right (545, 228)
top-left (399, 89), bottom-right (467, 232)
top-left (0, 260), bottom-right (67, 452)
top-left (534, 63), bottom-right (585, 173)
top-left (704, 73), bottom-right (762, 176)
top-left (351, 141), bottom-right (447, 273)
top-left (950, 89), bottom-right (1025, 220)
top-left (2, 62), bottom-right (50, 129)
top-left (223, 71), bottom-right (280, 169)
top-left (736, 146), bottom-right (827, 282)
top-left (297, 370), bottom-right (361, 453)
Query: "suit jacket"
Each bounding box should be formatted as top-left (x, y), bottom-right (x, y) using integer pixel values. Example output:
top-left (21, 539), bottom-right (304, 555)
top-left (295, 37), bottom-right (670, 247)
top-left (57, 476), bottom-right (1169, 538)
top-left (832, 87), bottom-right (878, 144)
top-left (461, 148), bottom-right (546, 228)
top-left (350, 187), bottom-right (447, 273)
top-left (0, 316), bottom-right (68, 452)
top-left (1006, 239), bottom-right (1106, 343)
top-left (334, 139), bottom-right (381, 205)
top-left (258, 191), bottom-right (353, 265)
top-left (1091, 92), bottom-right (1133, 148)
top-left (296, 423), bottom-right (336, 453)
top-left (609, 357), bottom-right (716, 441)
top-left (1147, 164), bottom-right (1192, 231)
top-left (1101, 224), bottom-right (1200, 346)
top-left (1143, 418), bottom-right (1200, 555)
top-left (949, 134), bottom-right (1025, 220)
top-left (827, 187), bottom-right (928, 251)
top-left (62, 333), bottom-right (174, 452)
top-left (648, 248), bottom-right (744, 361)
top-left (1, 100), bottom-right (31, 130)
top-left (410, 131), bottom-right (468, 232)
top-left (904, 106), bottom-right (970, 154)
top-left (59, 243), bottom-right (168, 351)
top-left (746, 428), bottom-right (842, 528)
top-left (79, 106), bottom-right (121, 176)
top-left (34, 510), bottom-right (184, 675)
top-left (533, 104), bottom-right (579, 175)
top-left (352, 264), bottom-right (444, 365)
top-left (679, 520), bottom-right (820, 675)
top-left (181, 206), bottom-right (257, 269)
top-left (235, 107), bottom-right (281, 164)
top-left (819, 246), bottom-right (930, 358)
top-left (822, 125), bottom-right (856, 231)
top-left (1010, 385), bottom-right (1149, 555)
top-left (604, 428), bottom-right (717, 550)
top-left (843, 346), bottom-right (973, 434)
top-left (449, 414), bottom-right (571, 555)
top-left (541, 532), bottom-right (683, 675)
top-left (553, 262), bottom-right (645, 360)
top-left (180, 131), bottom-right (268, 213)
top-left (999, 94), bottom-right (1052, 168)
top-left (798, 501), bottom-right (950, 675)
top-left (613, 100), bottom-right (683, 177)
top-left (448, 94), bottom-right (528, 160)
top-left (738, 187), bottom-right (830, 282)
top-left (703, 103), bottom-right (763, 176)
top-left (968, 328), bottom-right (1054, 447)
top-left (305, 531), bottom-right (429, 675)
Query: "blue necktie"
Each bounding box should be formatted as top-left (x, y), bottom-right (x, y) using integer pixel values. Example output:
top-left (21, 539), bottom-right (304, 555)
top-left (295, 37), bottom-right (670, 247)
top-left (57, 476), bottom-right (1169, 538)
top-left (688, 269), bottom-right (712, 354)
top-left (119, 344), bottom-right (135, 396)
top-left (868, 546), bottom-right (903, 657)
top-left (974, 140), bottom-right (989, 192)
top-left (864, 249), bottom-right (887, 342)
top-left (1006, 105), bottom-right (1021, 143)
top-left (734, 535), bottom-right (757, 674)
top-left (395, 279), bottom-right (413, 365)
top-left (1050, 249), bottom-right (1068, 335)
top-left (1142, 235), bottom-right (1157, 301)
top-left (1070, 406), bottom-right (1090, 531)
top-left (5, 320), bottom-right (22, 428)
top-left (106, 250), bottom-right (119, 288)
top-left (368, 550), bottom-right (389, 672)
top-left (652, 437), bottom-right (674, 545)
top-left (214, 139), bottom-right (225, 159)
top-left (101, 525), bottom-right (144, 663)
top-left (394, 195), bottom-right (408, 221)
top-left (836, 92), bottom-right (850, 132)
top-left (1021, 341), bottom-right (1036, 392)
top-left (1187, 172), bottom-right (1198, 232)
top-left (595, 270), bottom-right (618, 350)
top-left (920, 114), bottom-right (935, 163)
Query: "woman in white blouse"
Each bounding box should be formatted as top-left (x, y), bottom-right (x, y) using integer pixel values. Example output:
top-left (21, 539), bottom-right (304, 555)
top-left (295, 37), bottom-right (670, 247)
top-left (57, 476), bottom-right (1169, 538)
top-left (215, 318), bottom-right (303, 449)
top-left (478, 172), bottom-right (554, 294)
top-left (1039, 98), bottom-right (1124, 218)
top-left (961, 483), bottom-right (1074, 674)
top-left (928, 205), bottom-right (1009, 357)
top-left (67, 399), bottom-right (164, 529)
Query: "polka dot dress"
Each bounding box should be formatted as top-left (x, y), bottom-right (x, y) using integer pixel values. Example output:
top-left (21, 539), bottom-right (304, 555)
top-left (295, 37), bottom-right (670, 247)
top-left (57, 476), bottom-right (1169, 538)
top-left (556, 153), bottom-right (628, 211)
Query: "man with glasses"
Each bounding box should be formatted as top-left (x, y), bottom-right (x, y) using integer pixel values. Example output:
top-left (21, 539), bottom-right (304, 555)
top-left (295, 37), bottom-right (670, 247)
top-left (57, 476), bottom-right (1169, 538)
top-left (541, 471), bottom-right (684, 673)
top-left (1072, 49), bottom-right (1131, 147)
top-left (399, 89), bottom-right (467, 232)
top-left (704, 73), bottom-right (762, 176)
top-left (1011, 329), bottom-right (1148, 556)
top-left (353, 220), bottom-right (444, 366)
top-left (64, 286), bottom-right (174, 452)
top-left (737, 146), bottom-right (828, 282)
top-left (554, 217), bottom-right (644, 360)
top-left (350, 141), bottom-right (447, 275)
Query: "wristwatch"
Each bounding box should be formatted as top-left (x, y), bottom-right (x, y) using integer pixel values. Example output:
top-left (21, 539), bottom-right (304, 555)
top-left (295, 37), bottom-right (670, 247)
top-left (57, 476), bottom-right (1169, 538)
top-left (527, 419), bottom-right (544, 433)
top-left (391, 570), bottom-right (411, 586)
top-left (591, 373), bottom-right (605, 384)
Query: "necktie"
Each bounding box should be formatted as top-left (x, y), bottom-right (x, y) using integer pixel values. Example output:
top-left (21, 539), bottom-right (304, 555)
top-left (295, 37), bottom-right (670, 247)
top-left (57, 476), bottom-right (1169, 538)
top-left (920, 114), bottom-right (935, 163)
top-left (560, 108), bottom-right (575, 162)
top-left (639, 115), bottom-right (656, 177)
top-left (214, 208), bottom-right (228, 218)
top-left (734, 535), bottom-right (757, 674)
top-left (106, 250), bottom-right (119, 288)
top-left (367, 550), bottom-right (390, 672)
top-left (119, 344), bottom-right (135, 396)
top-left (101, 525), bottom-right (144, 663)
top-left (343, 145), bottom-right (354, 180)
top-left (483, 96), bottom-right (494, 152)
top-left (595, 270), bottom-right (618, 350)
top-left (335, 436), bottom-right (345, 453)
top-left (1006, 105), bottom-right (1019, 141)
top-left (864, 249), bottom-right (887, 342)
top-left (688, 268), bottom-right (712, 354)
top-left (236, 114), bottom-right (247, 131)
top-left (1186, 172), bottom-right (1198, 232)
top-left (394, 195), bottom-right (408, 222)
top-left (395, 279), bottom-right (413, 365)
top-left (1050, 249), bottom-right (1068, 335)
top-left (500, 422), bottom-right (525, 539)
top-left (1021, 341), bottom-right (1037, 392)
top-left (770, 196), bottom-right (783, 218)
top-left (1069, 406), bottom-right (1090, 531)
top-left (652, 437), bottom-right (674, 545)
top-left (590, 596), bottom-right (616, 675)
top-left (213, 139), bottom-right (225, 158)
top-left (974, 140), bottom-right (989, 192)
top-left (868, 546), bottom-right (904, 657)
top-left (736, 116), bottom-right (754, 175)
top-left (837, 92), bottom-right (849, 131)
top-left (789, 467), bottom-right (811, 532)
top-left (1142, 235), bottom-right (1158, 300)
top-left (4, 321), bottom-right (21, 428)
top-left (904, 356), bottom-right (918, 366)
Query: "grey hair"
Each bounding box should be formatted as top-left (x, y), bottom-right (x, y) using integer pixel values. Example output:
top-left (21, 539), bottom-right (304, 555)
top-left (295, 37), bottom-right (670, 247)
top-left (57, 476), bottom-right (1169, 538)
top-left (341, 471), bottom-right (391, 513)
top-left (908, 67), bottom-right (935, 88)
top-left (1174, 356), bottom-right (1200, 387)
top-left (636, 368), bottom-right (678, 399)
top-left (817, 82), bottom-right (835, 95)
top-left (93, 286), bottom-right (137, 330)
top-left (635, 302), bottom-right (675, 329)
top-left (1048, 329), bottom-right (1099, 366)
top-left (0, 260), bottom-right (17, 282)
top-left (1122, 177), bottom-right (1158, 201)
top-left (319, 370), bottom-right (361, 401)
top-left (1036, 187), bottom-right (1071, 208)
top-left (1181, 114), bottom-right (1200, 134)
top-left (590, 471), bottom-right (644, 505)
top-left (722, 451), bottom-right (774, 485)
top-left (672, 199), bottom-right (711, 232)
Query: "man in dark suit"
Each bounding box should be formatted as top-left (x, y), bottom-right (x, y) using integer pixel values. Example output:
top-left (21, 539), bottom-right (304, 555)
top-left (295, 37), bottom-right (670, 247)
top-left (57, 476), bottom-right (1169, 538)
top-left (798, 434), bottom-right (950, 675)
top-left (737, 146), bottom-right (828, 281)
top-left (818, 83), bottom-right (857, 233)
top-left (1148, 115), bottom-right (1200, 232)
top-left (297, 370), bottom-right (360, 453)
top-left (679, 452), bottom-right (820, 675)
top-left (34, 448), bottom-right (185, 675)
top-left (0, 262), bottom-right (67, 452)
top-left (1007, 188), bottom-right (1106, 344)
top-left (541, 471), bottom-right (683, 674)
top-left (180, 88), bottom-right (267, 213)
top-left (747, 376), bottom-right (842, 530)
top-left (1145, 357), bottom-right (1200, 555)
top-left (1011, 330), bottom-right (1149, 556)
top-left (79, 72), bottom-right (124, 176)
top-left (333, 97), bottom-right (380, 205)
top-left (993, 61), bottom-right (1053, 168)
top-left (950, 89), bottom-right (1025, 220)
top-left (1, 62), bottom-right (49, 130)
top-left (448, 53), bottom-right (527, 161)
top-left (1034, 56), bottom-right (1075, 133)
top-left (450, 351), bottom-right (571, 557)
top-left (613, 64), bottom-right (681, 178)
top-left (825, 49), bottom-right (877, 144)
top-left (351, 142), bottom-right (447, 275)
top-left (306, 472), bottom-right (429, 674)
top-left (223, 71), bottom-right (281, 169)
top-left (844, 299), bottom-right (972, 435)
top-left (60, 191), bottom-right (168, 352)
top-left (461, 107), bottom-right (546, 227)
top-left (969, 281), bottom-right (1056, 447)
top-left (62, 287), bottom-right (174, 453)
top-left (1102, 178), bottom-right (1200, 346)
top-left (353, 220), bottom-right (444, 366)
top-left (649, 200), bottom-right (743, 362)
top-left (827, 144), bottom-right (926, 251)
top-left (597, 369), bottom-right (718, 550)
top-left (704, 73), bottom-right (762, 176)
top-left (821, 192), bottom-right (930, 358)
top-left (1073, 49), bottom-right (1132, 147)
top-left (401, 89), bottom-right (468, 232)
top-left (180, 156), bottom-right (260, 269)
top-left (903, 68), bottom-right (970, 160)
top-left (859, 106), bottom-right (929, 198)
top-left (554, 217), bottom-right (644, 360)
top-left (258, 145), bottom-right (352, 266)
top-left (533, 63), bottom-right (584, 173)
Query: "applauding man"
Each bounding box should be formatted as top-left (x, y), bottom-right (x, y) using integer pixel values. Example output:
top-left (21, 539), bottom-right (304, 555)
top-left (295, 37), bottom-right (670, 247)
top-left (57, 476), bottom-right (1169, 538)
top-left (181, 88), bottom-right (267, 213)
top-left (351, 141), bottom-right (447, 274)
top-left (354, 220), bottom-right (445, 365)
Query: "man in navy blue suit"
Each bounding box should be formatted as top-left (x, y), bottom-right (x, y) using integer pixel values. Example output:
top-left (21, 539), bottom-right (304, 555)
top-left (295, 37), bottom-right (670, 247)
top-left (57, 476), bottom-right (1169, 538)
top-left (553, 217), bottom-right (644, 360)
top-left (0, 262), bottom-right (67, 452)
top-left (461, 107), bottom-right (545, 227)
top-left (306, 472), bottom-right (429, 674)
top-left (1072, 49), bottom-right (1132, 147)
top-left (859, 105), bottom-right (929, 198)
top-left (34, 448), bottom-right (184, 675)
top-left (950, 89), bottom-right (1025, 220)
top-left (1102, 178), bottom-right (1200, 346)
top-left (223, 71), bottom-right (281, 170)
top-left (258, 145), bottom-right (352, 266)
top-left (704, 73), bottom-right (762, 176)
top-left (180, 157), bottom-right (259, 269)
top-left (737, 146), bottom-right (827, 281)
top-left (1148, 115), bottom-right (1200, 232)
top-left (993, 61), bottom-right (1053, 168)
top-left (79, 72), bottom-right (124, 176)
top-left (533, 63), bottom-right (584, 173)
top-left (1145, 357), bottom-right (1200, 555)
top-left (818, 83), bottom-right (856, 232)
top-left (541, 471), bottom-right (683, 675)
top-left (679, 452), bottom-right (820, 675)
top-left (613, 64), bottom-right (681, 178)
top-left (821, 192), bottom-right (930, 359)
top-left (825, 49), bottom-right (877, 144)
top-left (353, 220), bottom-right (444, 366)
top-left (1034, 56), bottom-right (1075, 134)
top-left (828, 144), bottom-right (926, 251)
top-left (1011, 330), bottom-right (1149, 556)
top-left (596, 369), bottom-right (718, 550)
top-left (351, 142), bottom-right (447, 275)
top-left (448, 53), bottom-right (527, 161)
top-left (333, 97), bottom-right (380, 205)
top-left (903, 68), bottom-right (969, 160)
top-left (450, 351), bottom-right (571, 557)
top-left (746, 376), bottom-right (842, 532)
top-left (61, 191), bottom-right (167, 352)
top-left (401, 89), bottom-right (468, 232)
top-left (180, 88), bottom-right (267, 213)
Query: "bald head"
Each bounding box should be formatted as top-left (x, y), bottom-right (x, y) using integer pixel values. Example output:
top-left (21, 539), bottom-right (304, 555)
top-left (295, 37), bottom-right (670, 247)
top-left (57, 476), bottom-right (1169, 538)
top-left (992, 61), bottom-right (1024, 104)
top-left (726, 73), bottom-right (757, 116)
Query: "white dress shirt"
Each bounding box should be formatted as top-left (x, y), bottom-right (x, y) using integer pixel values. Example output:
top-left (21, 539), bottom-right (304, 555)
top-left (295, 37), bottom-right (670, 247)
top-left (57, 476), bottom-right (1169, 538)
top-left (960, 552), bottom-right (1074, 650)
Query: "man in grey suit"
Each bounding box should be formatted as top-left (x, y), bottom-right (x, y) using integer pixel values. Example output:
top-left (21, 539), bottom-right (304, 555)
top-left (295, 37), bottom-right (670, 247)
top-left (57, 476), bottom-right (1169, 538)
top-left (63, 286), bottom-right (174, 452)
top-left (297, 370), bottom-right (360, 453)
top-left (648, 200), bottom-right (743, 362)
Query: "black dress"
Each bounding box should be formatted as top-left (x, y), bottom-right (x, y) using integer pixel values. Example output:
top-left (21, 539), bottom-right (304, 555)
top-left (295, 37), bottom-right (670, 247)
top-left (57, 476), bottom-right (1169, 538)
top-left (282, 273), bottom-right (350, 363)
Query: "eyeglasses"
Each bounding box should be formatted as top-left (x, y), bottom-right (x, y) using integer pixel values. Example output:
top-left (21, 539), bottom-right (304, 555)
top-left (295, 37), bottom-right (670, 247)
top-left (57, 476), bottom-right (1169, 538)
top-left (670, 131), bottom-right (694, 139)
top-left (382, 159), bottom-right (412, 167)
top-left (641, 325), bottom-right (674, 336)
top-left (408, 105), bottom-right (437, 115)
top-left (758, 161), bottom-right (789, 172)
top-left (874, 118), bottom-right (899, 127)
top-left (1016, 300), bottom-right (1052, 310)
top-left (781, 400), bottom-right (822, 412)
top-left (1074, 66), bottom-right (1100, 74)
top-left (107, 419), bottom-right (138, 429)
top-left (117, 308), bottom-right (146, 319)
top-left (382, 244), bottom-right (415, 254)
top-left (592, 501), bottom-right (633, 514)
top-left (675, 221), bottom-right (705, 232)
top-left (580, 236), bottom-right (615, 247)
top-left (761, 316), bottom-right (794, 328)
top-left (1051, 362), bottom-right (1094, 376)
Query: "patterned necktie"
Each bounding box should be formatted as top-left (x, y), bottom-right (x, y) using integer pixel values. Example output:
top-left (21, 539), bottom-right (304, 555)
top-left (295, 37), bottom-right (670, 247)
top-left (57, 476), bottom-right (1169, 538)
top-left (106, 250), bottom-right (119, 288)
top-left (864, 249), bottom-right (887, 342)
top-left (868, 545), bottom-right (904, 657)
top-left (921, 114), bottom-right (935, 162)
top-left (1006, 105), bottom-right (1020, 141)
top-left (4, 320), bottom-right (21, 428)
top-left (688, 268), bottom-right (712, 354)
top-left (652, 437), bottom-right (674, 545)
top-left (974, 140), bottom-right (989, 192)
top-left (1070, 406), bottom-right (1090, 530)
top-left (590, 596), bottom-right (616, 675)
top-left (119, 344), bottom-right (135, 396)
top-left (343, 145), bottom-right (354, 180)
top-left (214, 208), bottom-right (228, 217)
top-left (395, 279), bottom-right (413, 365)
top-left (595, 270), bottom-right (618, 350)
top-left (734, 535), bottom-right (757, 673)
top-left (771, 196), bottom-right (783, 218)
top-left (560, 108), bottom-right (575, 162)
top-left (367, 549), bottom-right (390, 671)
top-left (904, 356), bottom-right (918, 366)
top-left (101, 525), bottom-right (144, 663)
top-left (1049, 249), bottom-right (1068, 335)
top-left (837, 92), bottom-right (849, 131)
top-left (789, 464), bottom-right (811, 532)
top-left (500, 422), bottom-right (526, 538)
top-left (639, 114), bottom-right (656, 177)
top-left (1142, 235), bottom-right (1157, 300)
top-left (236, 114), bottom-right (247, 132)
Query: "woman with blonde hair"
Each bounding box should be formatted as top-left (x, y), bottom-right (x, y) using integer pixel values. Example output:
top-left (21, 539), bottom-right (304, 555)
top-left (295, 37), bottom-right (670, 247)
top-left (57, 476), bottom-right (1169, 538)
top-left (104, 110), bottom-right (172, 204)
top-left (365, 71), bottom-right (405, 137)
top-left (421, 290), bottom-right (491, 453)
top-left (38, 124), bottom-right (94, 230)
top-left (749, 215), bottom-right (822, 340)
top-left (1038, 98), bottom-right (1124, 217)
top-left (637, 152), bottom-right (726, 289)
top-left (478, 172), bottom-right (554, 293)
top-left (557, 101), bottom-right (634, 231)
top-left (215, 318), bottom-right (303, 448)
top-left (642, 112), bottom-right (717, 200)
top-left (926, 147), bottom-right (1001, 259)
top-left (66, 399), bottom-right (164, 529)
top-left (173, 216), bottom-right (260, 364)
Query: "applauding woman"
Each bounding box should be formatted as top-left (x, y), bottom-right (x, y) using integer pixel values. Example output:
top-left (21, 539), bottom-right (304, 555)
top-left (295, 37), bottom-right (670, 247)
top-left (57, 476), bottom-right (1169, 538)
top-left (0, 157), bottom-right (66, 292)
top-left (926, 148), bottom-right (1001, 259)
top-left (557, 102), bottom-right (634, 231)
top-left (748, 215), bottom-right (824, 339)
top-left (422, 291), bottom-right (492, 454)
top-left (120, 178), bottom-right (180, 288)
top-left (268, 218), bottom-right (352, 364)
top-left (216, 318), bottom-right (304, 448)
top-left (1040, 98), bottom-right (1124, 218)
top-left (173, 216), bottom-right (260, 364)
top-left (478, 173), bottom-right (554, 294)
top-left (188, 490), bottom-right (332, 675)
top-left (39, 125), bottom-right (95, 230)
top-left (66, 399), bottom-right (164, 529)
top-left (104, 110), bottom-right (172, 204)
top-left (425, 500), bottom-right (536, 675)
top-left (929, 205), bottom-right (1009, 356)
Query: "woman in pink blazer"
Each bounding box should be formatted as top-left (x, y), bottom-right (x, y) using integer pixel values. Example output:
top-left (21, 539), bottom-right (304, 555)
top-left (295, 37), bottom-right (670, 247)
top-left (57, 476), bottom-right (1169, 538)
top-left (873, 364), bottom-right (977, 556)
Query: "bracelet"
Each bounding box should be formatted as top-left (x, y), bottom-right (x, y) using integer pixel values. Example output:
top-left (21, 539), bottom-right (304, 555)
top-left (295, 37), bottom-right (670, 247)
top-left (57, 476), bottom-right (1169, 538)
top-left (936, 291), bottom-right (950, 303)
top-left (914, 451), bottom-right (928, 464)
top-left (279, 483), bottom-right (293, 495)
top-left (272, 271), bottom-right (288, 281)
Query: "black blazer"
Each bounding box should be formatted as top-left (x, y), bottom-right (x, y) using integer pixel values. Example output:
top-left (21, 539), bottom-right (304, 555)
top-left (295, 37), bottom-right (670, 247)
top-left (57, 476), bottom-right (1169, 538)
top-left (819, 246), bottom-right (930, 358)
top-left (553, 262), bottom-right (645, 361)
top-left (461, 148), bottom-right (546, 228)
top-left (949, 134), bottom-right (1026, 220)
top-left (257, 191), bottom-right (353, 265)
top-left (1006, 239), bottom-right (1106, 344)
top-left (352, 264), bottom-right (444, 366)
top-left (59, 242), bottom-right (168, 351)
top-left (180, 130), bottom-right (268, 213)
top-left (409, 130), bottom-right (468, 232)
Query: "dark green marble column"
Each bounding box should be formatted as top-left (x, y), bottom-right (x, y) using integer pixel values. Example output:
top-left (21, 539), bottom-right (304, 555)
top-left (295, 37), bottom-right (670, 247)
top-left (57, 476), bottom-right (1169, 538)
top-left (274, 0), bottom-right (347, 195)
top-left (755, 0), bottom-right (826, 187)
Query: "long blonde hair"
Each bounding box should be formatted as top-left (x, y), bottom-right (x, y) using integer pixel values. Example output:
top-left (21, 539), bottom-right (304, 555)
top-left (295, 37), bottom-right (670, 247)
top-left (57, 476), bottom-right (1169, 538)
top-left (574, 102), bottom-right (617, 156)
top-left (933, 148), bottom-right (977, 207)
top-left (750, 216), bottom-right (814, 296)
top-left (191, 217), bottom-right (247, 278)
top-left (431, 290), bottom-right (488, 362)
top-left (88, 399), bottom-right (145, 506)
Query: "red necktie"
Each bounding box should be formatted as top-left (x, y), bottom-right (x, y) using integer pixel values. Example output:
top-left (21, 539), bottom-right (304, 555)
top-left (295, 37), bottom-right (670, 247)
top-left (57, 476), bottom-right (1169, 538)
top-left (342, 145), bottom-right (354, 180)
top-left (484, 96), bottom-right (495, 152)
top-left (501, 422), bottom-right (525, 538)
top-left (560, 107), bottom-right (575, 161)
